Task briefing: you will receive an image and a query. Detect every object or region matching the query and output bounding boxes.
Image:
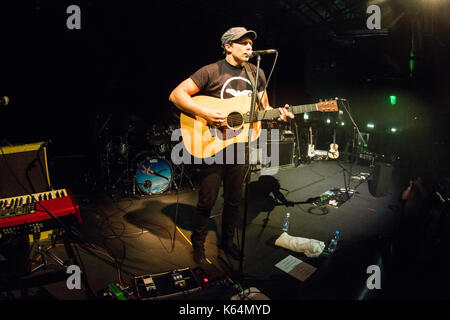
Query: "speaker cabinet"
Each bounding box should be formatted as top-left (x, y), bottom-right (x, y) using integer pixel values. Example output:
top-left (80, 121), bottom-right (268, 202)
top-left (265, 140), bottom-right (295, 167)
top-left (369, 162), bottom-right (393, 197)
top-left (0, 142), bottom-right (51, 198)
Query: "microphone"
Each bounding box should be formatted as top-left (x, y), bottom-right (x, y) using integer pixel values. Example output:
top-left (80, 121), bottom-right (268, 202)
top-left (38, 139), bottom-right (52, 151)
top-left (247, 49), bottom-right (277, 58)
top-left (0, 96), bottom-right (9, 107)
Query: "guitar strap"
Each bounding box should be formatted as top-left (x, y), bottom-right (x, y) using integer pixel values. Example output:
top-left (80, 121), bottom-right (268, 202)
top-left (243, 63), bottom-right (264, 111)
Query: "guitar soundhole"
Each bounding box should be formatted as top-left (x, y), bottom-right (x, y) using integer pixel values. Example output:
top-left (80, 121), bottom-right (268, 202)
top-left (227, 112), bottom-right (243, 129)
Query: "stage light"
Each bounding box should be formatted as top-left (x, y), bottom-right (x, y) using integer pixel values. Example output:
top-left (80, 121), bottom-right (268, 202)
top-left (389, 95), bottom-right (397, 105)
top-left (390, 127), bottom-right (397, 132)
top-left (304, 113), bottom-right (309, 120)
top-left (367, 123), bottom-right (375, 129)
top-left (326, 118), bottom-right (331, 124)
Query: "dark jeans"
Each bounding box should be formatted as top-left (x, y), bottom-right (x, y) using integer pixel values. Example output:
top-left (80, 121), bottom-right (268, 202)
top-left (191, 163), bottom-right (249, 248)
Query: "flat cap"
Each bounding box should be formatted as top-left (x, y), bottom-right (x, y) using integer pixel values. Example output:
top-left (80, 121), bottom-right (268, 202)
top-left (221, 27), bottom-right (257, 47)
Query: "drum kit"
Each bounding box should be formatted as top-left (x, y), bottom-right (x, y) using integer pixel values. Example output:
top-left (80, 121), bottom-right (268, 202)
top-left (97, 114), bottom-right (193, 198)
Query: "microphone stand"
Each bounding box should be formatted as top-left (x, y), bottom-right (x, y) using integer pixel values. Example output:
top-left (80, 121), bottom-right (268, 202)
top-left (239, 55), bottom-right (261, 275)
top-left (338, 100), bottom-right (366, 201)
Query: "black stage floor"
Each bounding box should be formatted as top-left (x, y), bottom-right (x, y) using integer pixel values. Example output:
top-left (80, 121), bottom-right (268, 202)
top-left (1, 160), bottom-right (449, 301)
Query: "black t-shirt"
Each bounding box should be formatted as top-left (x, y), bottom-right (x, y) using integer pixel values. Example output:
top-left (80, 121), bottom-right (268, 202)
top-left (190, 59), bottom-right (266, 100)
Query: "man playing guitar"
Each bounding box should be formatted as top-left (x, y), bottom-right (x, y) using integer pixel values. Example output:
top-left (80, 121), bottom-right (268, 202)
top-left (169, 27), bottom-right (293, 264)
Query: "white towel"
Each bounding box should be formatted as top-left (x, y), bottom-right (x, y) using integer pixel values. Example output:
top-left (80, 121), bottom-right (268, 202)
top-left (275, 232), bottom-right (325, 257)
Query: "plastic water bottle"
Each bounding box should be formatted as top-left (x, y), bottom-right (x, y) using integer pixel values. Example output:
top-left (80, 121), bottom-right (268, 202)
top-left (328, 230), bottom-right (340, 253)
top-left (282, 213), bottom-right (291, 233)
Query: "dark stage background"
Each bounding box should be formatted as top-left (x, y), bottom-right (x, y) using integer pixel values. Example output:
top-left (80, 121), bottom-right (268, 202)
top-left (1, 0), bottom-right (449, 188)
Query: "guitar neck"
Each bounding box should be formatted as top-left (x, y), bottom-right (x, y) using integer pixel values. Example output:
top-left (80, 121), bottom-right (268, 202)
top-left (244, 103), bottom-right (318, 122)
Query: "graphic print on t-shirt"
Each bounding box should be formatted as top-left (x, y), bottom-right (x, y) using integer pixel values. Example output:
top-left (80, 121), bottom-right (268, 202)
top-left (220, 76), bottom-right (252, 100)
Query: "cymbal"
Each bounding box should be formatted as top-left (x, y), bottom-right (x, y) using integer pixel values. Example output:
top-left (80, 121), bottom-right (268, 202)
top-left (120, 113), bottom-right (148, 133)
top-left (147, 135), bottom-right (172, 145)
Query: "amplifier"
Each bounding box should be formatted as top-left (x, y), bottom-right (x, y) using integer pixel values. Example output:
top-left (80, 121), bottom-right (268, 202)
top-left (0, 142), bottom-right (51, 198)
top-left (262, 140), bottom-right (295, 167)
top-left (369, 162), bottom-right (393, 197)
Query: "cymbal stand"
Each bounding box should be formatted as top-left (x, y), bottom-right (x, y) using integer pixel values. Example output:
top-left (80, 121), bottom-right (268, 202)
top-left (172, 163), bottom-right (195, 190)
top-left (96, 114), bottom-right (113, 192)
top-left (111, 132), bottom-right (136, 197)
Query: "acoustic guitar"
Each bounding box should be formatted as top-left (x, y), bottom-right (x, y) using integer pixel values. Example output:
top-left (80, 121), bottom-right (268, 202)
top-left (328, 129), bottom-right (339, 159)
top-left (179, 94), bottom-right (338, 159)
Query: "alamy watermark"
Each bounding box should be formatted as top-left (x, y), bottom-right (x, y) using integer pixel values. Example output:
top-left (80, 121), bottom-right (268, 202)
top-left (66, 5), bottom-right (81, 30)
top-left (66, 264), bottom-right (81, 290)
top-left (170, 128), bottom-right (281, 175)
top-left (366, 264), bottom-right (381, 290)
top-left (65, 5), bottom-right (381, 33)
top-left (366, 5), bottom-right (381, 30)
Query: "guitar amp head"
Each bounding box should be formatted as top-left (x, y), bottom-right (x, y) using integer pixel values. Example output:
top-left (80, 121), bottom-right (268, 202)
top-left (280, 130), bottom-right (295, 142)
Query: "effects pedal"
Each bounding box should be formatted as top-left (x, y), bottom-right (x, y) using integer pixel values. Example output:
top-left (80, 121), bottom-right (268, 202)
top-left (134, 268), bottom-right (201, 300)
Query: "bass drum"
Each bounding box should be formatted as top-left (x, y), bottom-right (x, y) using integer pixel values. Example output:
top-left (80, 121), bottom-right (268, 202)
top-left (133, 151), bottom-right (173, 195)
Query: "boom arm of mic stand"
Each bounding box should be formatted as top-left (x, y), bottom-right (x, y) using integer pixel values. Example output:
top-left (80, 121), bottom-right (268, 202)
top-left (340, 100), bottom-right (367, 146)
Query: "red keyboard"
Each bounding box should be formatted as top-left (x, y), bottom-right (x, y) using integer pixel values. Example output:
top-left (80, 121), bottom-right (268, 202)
top-left (0, 189), bottom-right (82, 237)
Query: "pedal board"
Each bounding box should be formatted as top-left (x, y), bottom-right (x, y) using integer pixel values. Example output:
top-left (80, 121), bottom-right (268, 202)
top-left (134, 267), bottom-right (201, 300)
top-left (314, 188), bottom-right (356, 207)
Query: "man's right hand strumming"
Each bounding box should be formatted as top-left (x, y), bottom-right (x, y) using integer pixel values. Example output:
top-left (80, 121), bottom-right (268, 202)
top-left (202, 109), bottom-right (227, 128)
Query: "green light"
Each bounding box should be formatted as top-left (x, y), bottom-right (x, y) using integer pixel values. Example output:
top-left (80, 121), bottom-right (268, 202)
top-left (304, 113), bottom-right (309, 120)
top-left (410, 49), bottom-right (415, 78)
top-left (341, 122), bottom-right (345, 126)
top-left (367, 123), bottom-right (375, 129)
top-left (390, 95), bottom-right (397, 105)
top-left (390, 128), bottom-right (397, 133)
top-left (326, 118), bottom-right (331, 124)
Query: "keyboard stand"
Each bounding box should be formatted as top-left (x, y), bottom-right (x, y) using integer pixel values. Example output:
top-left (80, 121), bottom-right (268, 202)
top-left (29, 229), bottom-right (68, 274)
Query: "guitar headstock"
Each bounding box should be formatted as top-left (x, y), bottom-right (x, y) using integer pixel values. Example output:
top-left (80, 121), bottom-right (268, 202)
top-left (317, 100), bottom-right (338, 112)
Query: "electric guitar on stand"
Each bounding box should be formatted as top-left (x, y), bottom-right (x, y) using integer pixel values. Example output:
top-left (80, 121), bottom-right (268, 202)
top-left (179, 95), bottom-right (338, 159)
top-left (328, 129), bottom-right (339, 159)
top-left (307, 126), bottom-right (315, 158)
